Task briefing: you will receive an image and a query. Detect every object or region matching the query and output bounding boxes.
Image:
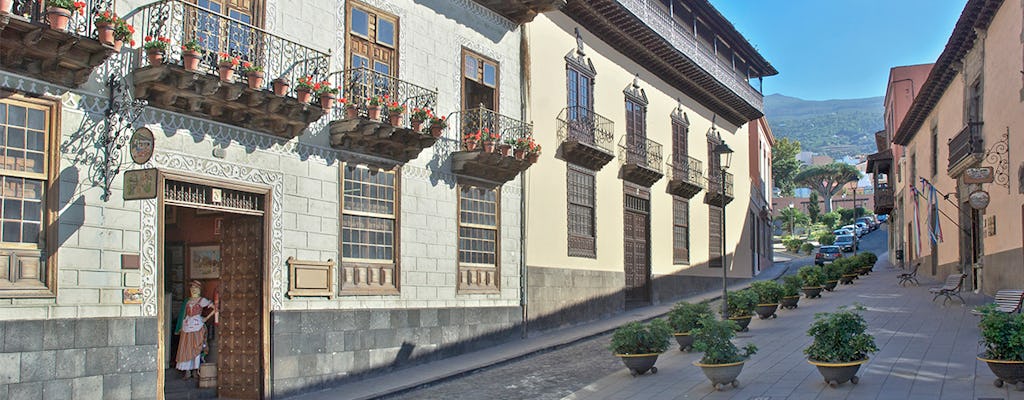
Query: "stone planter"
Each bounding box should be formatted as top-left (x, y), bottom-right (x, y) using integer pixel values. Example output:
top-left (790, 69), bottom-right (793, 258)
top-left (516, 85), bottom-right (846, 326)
top-left (693, 360), bottom-right (745, 391)
top-left (978, 356), bottom-right (1024, 390)
top-left (802, 286), bottom-right (823, 299)
top-left (673, 332), bottom-right (693, 351)
top-left (780, 295), bottom-right (800, 309)
top-left (823, 280), bottom-right (838, 292)
top-left (754, 303), bottom-right (779, 320)
top-left (809, 358), bottom-right (868, 387)
top-left (840, 274), bottom-right (857, 284)
top-left (616, 353), bottom-right (660, 376)
top-left (728, 315), bottom-right (752, 332)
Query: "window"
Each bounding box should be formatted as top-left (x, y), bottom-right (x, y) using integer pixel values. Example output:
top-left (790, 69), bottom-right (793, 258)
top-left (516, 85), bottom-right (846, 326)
top-left (968, 79), bottom-right (982, 123)
top-left (708, 205), bottom-right (722, 268)
top-left (341, 165), bottom-right (398, 293)
top-left (347, 2), bottom-right (398, 77)
top-left (462, 49), bottom-right (498, 111)
top-left (568, 166), bottom-right (596, 258)
top-left (671, 117), bottom-right (689, 175)
top-left (930, 126), bottom-right (938, 177)
top-left (0, 94), bottom-right (57, 297)
top-left (458, 185), bottom-right (499, 293)
top-left (193, 0), bottom-right (263, 63)
top-left (673, 198), bottom-right (689, 264)
top-left (624, 98), bottom-right (647, 165)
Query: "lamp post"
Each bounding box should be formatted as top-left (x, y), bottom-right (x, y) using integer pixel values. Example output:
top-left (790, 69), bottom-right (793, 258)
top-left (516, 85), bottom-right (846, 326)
top-left (713, 136), bottom-right (734, 318)
top-left (852, 185), bottom-right (858, 256)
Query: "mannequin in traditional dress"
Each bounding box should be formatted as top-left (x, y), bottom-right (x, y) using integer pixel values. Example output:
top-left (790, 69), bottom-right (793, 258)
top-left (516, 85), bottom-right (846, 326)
top-left (175, 280), bottom-right (217, 379)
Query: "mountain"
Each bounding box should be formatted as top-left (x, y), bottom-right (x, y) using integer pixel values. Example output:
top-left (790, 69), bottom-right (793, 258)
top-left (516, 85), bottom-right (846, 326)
top-left (764, 94), bottom-right (883, 159)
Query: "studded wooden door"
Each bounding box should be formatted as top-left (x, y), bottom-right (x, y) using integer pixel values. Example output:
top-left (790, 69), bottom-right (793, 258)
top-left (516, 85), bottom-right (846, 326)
top-left (217, 215), bottom-right (263, 399)
top-left (623, 195), bottom-right (650, 304)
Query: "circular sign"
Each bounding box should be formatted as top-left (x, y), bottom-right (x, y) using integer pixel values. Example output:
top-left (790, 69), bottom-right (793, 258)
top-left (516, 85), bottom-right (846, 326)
top-left (129, 128), bottom-right (155, 165)
top-left (968, 190), bottom-right (990, 210)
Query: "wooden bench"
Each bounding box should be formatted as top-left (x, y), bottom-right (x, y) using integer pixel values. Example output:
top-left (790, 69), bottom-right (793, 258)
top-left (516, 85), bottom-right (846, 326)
top-left (898, 262), bottom-right (920, 286)
top-left (972, 290), bottom-right (1024, 315)
top-left (929, 274), bottom-right (967, 305)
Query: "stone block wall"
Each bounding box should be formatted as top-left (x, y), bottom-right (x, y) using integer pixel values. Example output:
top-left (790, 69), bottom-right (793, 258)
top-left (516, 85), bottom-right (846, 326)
top-left (526, 266), bottom-right (624, 333)
top-left (0, 317), bottom-right (158, 399)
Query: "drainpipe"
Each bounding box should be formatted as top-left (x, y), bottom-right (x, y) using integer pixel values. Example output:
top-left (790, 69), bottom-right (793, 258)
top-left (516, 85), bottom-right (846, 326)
top-left (519, 24), bottom-right (531, 339)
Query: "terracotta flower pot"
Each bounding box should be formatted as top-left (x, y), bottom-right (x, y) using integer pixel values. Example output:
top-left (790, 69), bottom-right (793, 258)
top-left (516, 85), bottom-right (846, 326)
top-left (1, 0), bottom-right (13, 14)
top-left (146, 49), bottom-right (163, 66)
top-left (295, 88), bottom-right (312, 104)
top-left (319, 94), bottom-right (335, 111)
top-left (46, 7), bottom-right (72, 31)
top-left (367, 106), bottom-right (382, 120)
top-left (217, 64), bottom-right (235, 82)
top-left (182, 51), bottom-right (201, 71)
top-left (513, 148), bottom-right (526, 160)
top-left (411, 119), bottom-right (424, 132)
top-left (247, 71), bottom-right (265, 90)
top-left (272, 79), bottom-right (290, 96)
top-left (345, 106), bottom-right (359, 119)
top-left (498, 144), bottom-right (511, 157)
top-left (389, 113), bottom-right (402, 126)
top-left (464, 141), bottom-right (478, 151)
top-left (96, 22), bottom-right (115, 46)
top-left (430, 125), bottom-right (443, 138)
top-left (482, 141), bottom-right (495, 153)
top-left (527, 153), bottom-right (539, 163)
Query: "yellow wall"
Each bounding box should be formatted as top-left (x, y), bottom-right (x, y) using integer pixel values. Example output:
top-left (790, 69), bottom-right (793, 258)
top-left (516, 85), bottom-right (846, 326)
top-left (523, 12), bottom-right (755, 279)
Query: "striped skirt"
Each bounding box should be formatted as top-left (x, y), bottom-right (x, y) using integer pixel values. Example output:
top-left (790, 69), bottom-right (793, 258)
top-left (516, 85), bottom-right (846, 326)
top-left (175, 326), bottom-right (207, 371)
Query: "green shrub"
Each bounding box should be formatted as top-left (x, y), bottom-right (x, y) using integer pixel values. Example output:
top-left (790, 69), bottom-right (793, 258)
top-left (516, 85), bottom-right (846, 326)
top-left (749, 280), bottom-right (784, 304)
top-left (691, 315), bottom-right (757, 364)
top-left (801, 242), bottom-right (815, 254)
top-left (818, 233), bottom-right (836, 245)
top-left (797, 265), bottom-right (825, 287)
top-left (805, 307), bottom-right (877, 362)
top-left (609, 319), bottom-right (672, 355)
top-left (665, 302), bottom-right (712, 333)
top-left (725, 290), bottom-right (758, 317)
top-left (822, 263), bottom-right (843, 282)
top-left (783, 238), bottom-right (805, 253)
top-left (834, 258), bottom-right (859, 275)
top-left (977, 304), bottom-right (1024, 361)
top-left (859, 251), bottom-right (878, 266)
top-left (819, 211), bottom-right (840, 229)
top-left (782, 275), bottom-right (802, 296)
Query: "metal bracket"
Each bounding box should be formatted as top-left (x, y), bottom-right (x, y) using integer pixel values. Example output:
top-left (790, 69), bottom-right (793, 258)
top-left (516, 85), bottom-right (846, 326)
top-left (984, 127), bottom-right (1009, 193)
top-left (101, 73), bottom-right (148, 201)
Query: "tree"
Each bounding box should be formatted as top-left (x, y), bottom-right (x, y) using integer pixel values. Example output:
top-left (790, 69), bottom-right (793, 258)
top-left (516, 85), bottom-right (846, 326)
top-left (779, 206), bottom-right (810, 236)
top-left (772, 138), bottom-right (802, 196)
top-left (807, 191), bottom-right (820, 224)
top-left (820, 211), bottom-right (840, 230)
top-left (794, 163), bottom-right (862, 212)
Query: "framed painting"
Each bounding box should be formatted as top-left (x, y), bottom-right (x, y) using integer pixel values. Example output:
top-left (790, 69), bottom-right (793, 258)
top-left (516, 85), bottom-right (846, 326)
top-left (189, 244), bottom-right (221, 279)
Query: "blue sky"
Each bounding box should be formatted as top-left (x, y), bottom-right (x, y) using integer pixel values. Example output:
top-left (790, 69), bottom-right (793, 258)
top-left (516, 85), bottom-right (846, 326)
top-left (709, 0), bottom-right (967, 101)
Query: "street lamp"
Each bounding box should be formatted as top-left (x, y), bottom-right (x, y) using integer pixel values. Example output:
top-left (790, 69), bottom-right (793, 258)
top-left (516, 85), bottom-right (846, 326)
top-left (713, 136), bottom-right (733, 318)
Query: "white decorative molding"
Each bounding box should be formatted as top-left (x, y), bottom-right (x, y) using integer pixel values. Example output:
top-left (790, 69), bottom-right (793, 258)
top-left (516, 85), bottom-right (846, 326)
top-left (266, 0), bottom-right (279, 32)
top-left (449, 0), bottom-right (517, 31)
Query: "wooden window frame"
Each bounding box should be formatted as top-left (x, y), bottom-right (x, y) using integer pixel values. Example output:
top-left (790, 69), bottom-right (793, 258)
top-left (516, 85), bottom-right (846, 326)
top-left (0, 92), bottom-right (60, 298)
top-left (345, 1), bottom-right (400, 76)
top-left (673, 197), bottom-right (690, 265)
top-left (339, 163), bottom-right (401, 295)
top-left (457, 184), bottom-right (500, 294)
top-left (708, 205), bottom-right (723, 268)
top-left (460, 48), bottom-right (500, 113)
top-left (567, 165), bottom-right (596, 258)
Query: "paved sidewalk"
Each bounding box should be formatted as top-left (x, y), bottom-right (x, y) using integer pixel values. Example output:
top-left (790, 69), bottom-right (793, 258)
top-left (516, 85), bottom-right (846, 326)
top-left (290, 260), bottom-right (797, 400)
top-left (562, 255), bottom-right (1024, 400)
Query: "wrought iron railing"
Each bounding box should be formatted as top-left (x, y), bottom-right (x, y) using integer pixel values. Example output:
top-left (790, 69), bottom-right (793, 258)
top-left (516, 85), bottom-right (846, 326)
top-left (452, 106), bottom-right (533, 148)
top-left (9, 0), bottom-right (114, 39)
top-left (556, 106), bottom-right (614, 154)
top-left (667, 154), bottom-right (703, 186)
top-left (618, 136), bottom-right (663, 173)
top-left (707, 170), bottom-right (734, 198)
top-left (325, 67), bottom-right (438, 126)
top-left (124, 0), bottom-right (330, 95)
top-left (947, 122), bottom-right (984, 171)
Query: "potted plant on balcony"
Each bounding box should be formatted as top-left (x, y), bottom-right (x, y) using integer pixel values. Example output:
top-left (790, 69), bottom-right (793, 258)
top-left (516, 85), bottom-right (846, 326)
top-left (44, 0), bottom-right (85, 31)
top-left (691, 315), bottom-right (757, 391)
top-left (780, 274), bottom-right (802, 309)
top-left (462, 129), bottom-right (482, 151)
top-left (798, 265), bottom-right (825, 299)
top-left (526, 138), bottom-right (542, 163)
top-left (113, 17), bottom-right (134, 52)
top-left (428, 114), bottom-right (447, 138)
top-left (142, 36), bottom-right (170, 65)
top-left (724, 289), bottom-right (758, 332)
top-left (387, 101), bottom-right (406, 126)
top-left (294, 76), bottom-right (314, 104)
top-left (609, 319), bottom-right (671, 376)
top-left (513, 137), bottom-right (531, 160)
top-left (94, 10), bottom-right (119, 46)
top-left (749, 280), bottom-right (783, 320)
top-left (241, 62), bottom-right (264, 90)
top-left (409, 107), bottom-right (431, 132)
top-left (666, 301), bottom-right (711, 351)
top-left (366, 94), bottom-right (386, 120)
top-left (341, 98), bottom-right (358, 119)
top-left (481, 128), bottom-right (498, 153)
top-left (806, 306), bottom-right (877, 387)
top-left (217, 52), bottom-right (240, 82)
top-left (314, 81), bottom-right (338, 111)
top-left (272, 77), bottom-right (290, 96)
top-left (181, 39), bottom-right (203, 72)
top-left (1, 0), bottom-right (12, 14)
top-left (976, 304), bottom-right (1024, 390)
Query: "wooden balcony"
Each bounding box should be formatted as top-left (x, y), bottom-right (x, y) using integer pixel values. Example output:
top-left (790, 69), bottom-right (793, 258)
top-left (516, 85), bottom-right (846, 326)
top-left (472, 0), bottom-right (565, 24)
top-left (327, 67), bottom-right (440, 166)
top-left (874, 187), bottom-right (894, 215)
top-left (1, 0), bottom-right (117, 88)
top-left (704, 171), bottom-right (734, 206)
top-left (666, 154), bottom-right (704, 199)
top-left (947, 122), bottom-right (984, 176)
top-left (556, 106), bottom-right (615, 170)
top-left (618, 136), bottom-right (663, 187)
top-left (126, 0), bottom-right (330, 139)
top-left (450, 107), bottom-right (536, 184)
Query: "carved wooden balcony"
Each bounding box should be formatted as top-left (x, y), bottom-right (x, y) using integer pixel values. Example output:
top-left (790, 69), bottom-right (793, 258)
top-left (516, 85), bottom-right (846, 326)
top-left (450, 107), bottom-right (535, 184)
top-left (618, 136), bottom-right (663, 187)
top-left (1, 0), bottom-right (117, 88)
top-left (472, 0), bottom-right (565, 24)
top-left (126, 0), bottom-right (330, 138)
top-left (556, 106), bottom-right (615, 170)
top-left (874, 187), bottom-right (894, 215)
top-left (666, 154), bottom-right (704, 199)
top-left (704, 171), bottom-right (734, 206)
top-left (327, 67), bottom-right (440, 166)
top-left (947, 121), bottom-right (984, 176)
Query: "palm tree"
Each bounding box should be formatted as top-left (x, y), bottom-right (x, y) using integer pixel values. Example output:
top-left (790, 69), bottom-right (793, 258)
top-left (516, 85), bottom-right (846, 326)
top-left (795, 163), bottom-right (862, 212)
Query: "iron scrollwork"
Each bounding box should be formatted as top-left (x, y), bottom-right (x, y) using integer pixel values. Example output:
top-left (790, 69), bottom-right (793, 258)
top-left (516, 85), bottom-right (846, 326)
top-left (984, 127), bottom-right (1009, 192)
top-left (100, 74), bottom-right (148, 200)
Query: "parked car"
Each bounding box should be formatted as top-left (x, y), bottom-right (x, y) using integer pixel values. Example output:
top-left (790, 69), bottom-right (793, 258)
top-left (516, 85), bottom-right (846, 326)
top-left (856, 217), bottom-right (877, 231)
top-left (834, 235), bottom-right (857, 252)
top-left (877, 214), bottom-right (889, 222)
top-left (842, 224), bottom-right (864, 238)
top-left (815, 246), bottom-right (843, 265)
top-left (833, 228), bottom-right (853, 237)
top-left (856, 222), bottom-right (870, 234)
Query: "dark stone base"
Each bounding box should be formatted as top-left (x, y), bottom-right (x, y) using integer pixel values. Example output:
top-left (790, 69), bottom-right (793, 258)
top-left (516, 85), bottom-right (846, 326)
top-left (652, 273), bottom-right (745, 305)
top-left (270, 306), bottom-right (522, 397)
top-left (0, 317), bottom-right (158, 399)
top-left (982, 248), bottom-right (1024, 296)
top-left (526, 266), bottom-right (624, 333)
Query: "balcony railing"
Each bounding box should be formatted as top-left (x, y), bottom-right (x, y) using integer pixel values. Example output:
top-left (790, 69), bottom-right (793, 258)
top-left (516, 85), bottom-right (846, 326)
top-left (557, 106), bottom-right (615, 153)
top-left (706, 171), bottom-right (734, 199)
top-left (126, 0), bottom-right (330, 96)
top-left (947, 122), bottom-right (984, 173)
top-left (449, 107), bottom-right (535, 184)
top-left (8, 0), bottom-right (113, 38)
top-left (326, 67), bottom-right (437, 127)
top-left (618, 136), bottom-right (663, 173)
top-left (454, 106), bottom-right (533, 146)
top-left (668, 154), bottom-right (703, 186)
top-left (874, 187), bottom-right (894, 214)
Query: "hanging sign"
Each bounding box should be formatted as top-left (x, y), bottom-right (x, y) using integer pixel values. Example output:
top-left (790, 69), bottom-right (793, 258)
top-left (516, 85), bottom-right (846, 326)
top-left (123, 168), bottom-right (159, 200)
top-left (963, 166), bottom-right (994, 184)
top-left (129, 127), bottom-right (155, 165)
top-left (968, 190), bottom-right (990, 210)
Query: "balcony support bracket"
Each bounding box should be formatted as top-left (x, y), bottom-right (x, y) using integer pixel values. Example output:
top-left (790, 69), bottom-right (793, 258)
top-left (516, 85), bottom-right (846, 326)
top-left (329, 117), bottom-right (437, 167)
top-left (985, 127), bottom-right (1009, 192)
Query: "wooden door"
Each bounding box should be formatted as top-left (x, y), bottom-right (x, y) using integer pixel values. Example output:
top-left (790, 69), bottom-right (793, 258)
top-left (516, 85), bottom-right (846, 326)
top-left (623, 195), bottom-right (650, 304)
top-left (217, 215), bottom-right (263, 399)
